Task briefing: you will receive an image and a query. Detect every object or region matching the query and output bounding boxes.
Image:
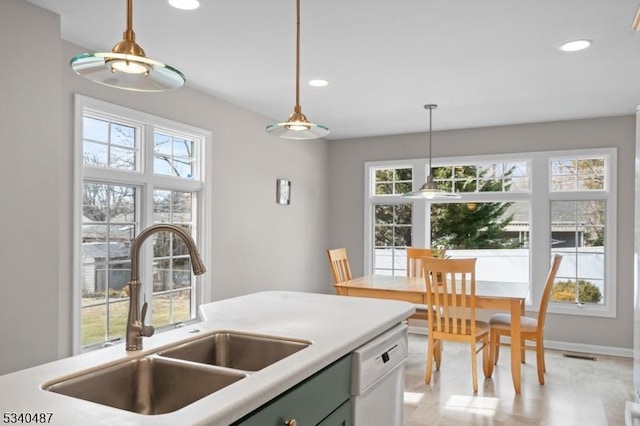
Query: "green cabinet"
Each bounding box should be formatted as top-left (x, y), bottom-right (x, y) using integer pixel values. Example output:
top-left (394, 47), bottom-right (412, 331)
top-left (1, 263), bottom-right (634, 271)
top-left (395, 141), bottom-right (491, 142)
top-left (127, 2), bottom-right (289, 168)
top-left (233, 354), bottom-right (352, 426)
top-left (318, 400), bottom-right (352, 426)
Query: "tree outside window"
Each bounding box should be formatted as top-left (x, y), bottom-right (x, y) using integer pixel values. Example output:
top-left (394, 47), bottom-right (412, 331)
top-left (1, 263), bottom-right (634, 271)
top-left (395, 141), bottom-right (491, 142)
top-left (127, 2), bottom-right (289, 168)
top-left (430, 164), bottom-right (524, 250)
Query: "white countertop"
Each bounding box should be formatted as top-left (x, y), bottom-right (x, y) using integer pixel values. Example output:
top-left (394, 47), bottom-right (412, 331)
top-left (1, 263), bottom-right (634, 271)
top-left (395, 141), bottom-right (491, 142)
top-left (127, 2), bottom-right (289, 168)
top-left (0, 291), bottom-right (414, 425)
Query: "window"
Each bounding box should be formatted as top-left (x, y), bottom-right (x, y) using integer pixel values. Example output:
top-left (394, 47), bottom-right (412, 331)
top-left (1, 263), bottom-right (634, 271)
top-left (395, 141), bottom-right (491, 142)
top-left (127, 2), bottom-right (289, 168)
top-left (369, 165), bottom-right (416, 275)
top-left (373, 203), bottom-right (412, 275)
top-left (433, 161), bottom-right (530, 193)
top-left (374, 167), bottom-right (412, 195)
top-left (74, 95), bottom-right (211, 351)
top-left (551, 201), bottom-right (605, 304)
top-left (548, 154), bottom-right (612, 313)
top-left (550, 158), bottom-right (605, 191)
top-left (365, 148), bottom-right (616, 318)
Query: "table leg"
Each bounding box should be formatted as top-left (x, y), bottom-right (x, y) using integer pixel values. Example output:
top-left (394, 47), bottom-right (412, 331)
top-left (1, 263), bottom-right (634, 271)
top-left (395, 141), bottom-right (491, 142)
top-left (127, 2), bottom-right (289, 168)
top-left (510, 299), bottom-right (522, 394)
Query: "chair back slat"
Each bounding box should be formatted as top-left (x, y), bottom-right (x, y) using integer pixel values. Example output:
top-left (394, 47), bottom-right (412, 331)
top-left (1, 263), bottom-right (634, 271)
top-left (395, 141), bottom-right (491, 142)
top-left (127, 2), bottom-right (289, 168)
top-left (327, 248), bottom-right (353, 284)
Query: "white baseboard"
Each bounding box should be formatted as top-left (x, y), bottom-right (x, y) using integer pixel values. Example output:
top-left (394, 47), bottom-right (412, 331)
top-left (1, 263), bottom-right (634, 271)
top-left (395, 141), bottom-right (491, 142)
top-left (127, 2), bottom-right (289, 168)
top-left (543, 339), bottom-right (633, 358)
top-left (407, 324), bottom-right (633, 358)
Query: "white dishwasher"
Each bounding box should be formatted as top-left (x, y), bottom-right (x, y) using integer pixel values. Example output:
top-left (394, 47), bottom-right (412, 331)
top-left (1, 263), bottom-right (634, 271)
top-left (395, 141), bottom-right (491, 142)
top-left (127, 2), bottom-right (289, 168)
top-left (351, 323), bottom-right (408, 426)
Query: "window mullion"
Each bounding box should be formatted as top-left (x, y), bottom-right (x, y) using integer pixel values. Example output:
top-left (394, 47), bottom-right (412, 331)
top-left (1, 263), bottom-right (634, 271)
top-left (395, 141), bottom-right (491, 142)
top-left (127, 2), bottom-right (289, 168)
top-left (140, 124), bottom-right (155, 323)
top-left (412, 160), bottom-right (427, 248)
top-left (529, 156), bottom-right (550, 309)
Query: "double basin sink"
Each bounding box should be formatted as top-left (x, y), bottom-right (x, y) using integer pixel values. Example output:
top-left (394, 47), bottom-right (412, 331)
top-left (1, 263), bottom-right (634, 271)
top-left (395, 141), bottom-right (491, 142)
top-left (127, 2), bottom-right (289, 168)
top-left (43, 331), bottom-right (311, 415)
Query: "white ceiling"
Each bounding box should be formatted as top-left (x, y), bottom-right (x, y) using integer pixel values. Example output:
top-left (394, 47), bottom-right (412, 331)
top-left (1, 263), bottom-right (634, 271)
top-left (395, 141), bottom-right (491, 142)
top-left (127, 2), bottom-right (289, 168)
top-left (26, 0), bottom-right (640, 140)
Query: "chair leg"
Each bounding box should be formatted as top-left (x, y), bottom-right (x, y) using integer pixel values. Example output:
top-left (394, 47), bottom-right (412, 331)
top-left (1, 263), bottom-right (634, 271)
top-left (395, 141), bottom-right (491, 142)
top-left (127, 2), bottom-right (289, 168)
top-left (536, 338), bottom-right (545, 385)
top-left (491, 332), bottom-right (501, 365)
top-left (470, 342), bottom-right (478, 394)
top-left (425, 336), bottom-right (435, 384)
top-left (521, 337), bottom-right (526, 364)
top-left (434, 340), bottom-right (442, 371)
top-left (482, 336), bottom-right (491, 378)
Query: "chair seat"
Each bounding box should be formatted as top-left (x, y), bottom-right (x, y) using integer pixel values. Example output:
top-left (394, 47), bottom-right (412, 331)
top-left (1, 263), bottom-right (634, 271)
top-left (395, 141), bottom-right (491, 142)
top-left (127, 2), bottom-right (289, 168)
top-left (432, 319), bottom-right (490, 337)
top-left (489, 313), bottom-right (538, 333)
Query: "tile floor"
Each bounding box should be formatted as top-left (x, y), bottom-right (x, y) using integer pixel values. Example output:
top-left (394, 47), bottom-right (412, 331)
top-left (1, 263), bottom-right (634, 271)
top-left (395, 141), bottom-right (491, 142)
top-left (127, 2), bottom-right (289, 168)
top-left (403, 333), bottom-right (634, 426)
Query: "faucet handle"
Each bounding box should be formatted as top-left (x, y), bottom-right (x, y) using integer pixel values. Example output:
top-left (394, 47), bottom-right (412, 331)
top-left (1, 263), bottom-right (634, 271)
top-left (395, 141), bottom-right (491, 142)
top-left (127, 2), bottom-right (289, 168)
top-left (140, 302), bottom-right (155, 337)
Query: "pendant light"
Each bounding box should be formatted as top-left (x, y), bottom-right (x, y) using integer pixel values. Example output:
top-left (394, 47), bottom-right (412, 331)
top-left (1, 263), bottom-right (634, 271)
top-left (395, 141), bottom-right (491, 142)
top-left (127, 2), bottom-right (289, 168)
top-left (70, 0), bottom-right (185, 92)
top-left (266, 0), bottom-right (329, 140)
top-left (403, 104), bottom-right (461, 199)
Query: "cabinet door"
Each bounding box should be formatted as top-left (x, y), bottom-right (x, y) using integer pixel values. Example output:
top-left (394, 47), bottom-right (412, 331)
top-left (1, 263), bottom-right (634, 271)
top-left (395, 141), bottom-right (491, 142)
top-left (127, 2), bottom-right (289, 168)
top-left (318, 399), bottom-right (352, 426)
top-left (234, 355), bottom-right (351, 426)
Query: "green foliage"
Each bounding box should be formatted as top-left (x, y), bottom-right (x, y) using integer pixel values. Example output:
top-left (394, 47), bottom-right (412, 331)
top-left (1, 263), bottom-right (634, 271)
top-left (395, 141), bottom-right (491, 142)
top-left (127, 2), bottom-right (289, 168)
top-left (109, 287), bottom-right (128, 298)
top-left (374, 204), bottom-right (412, 247)
top-left (430, 165), bottom-right (521, 249)
top-left (551, 279), bottom-right (603, 303)
top-left (430, 202), bottom-right (518, 249)
top-left (374, 168), bottom-right (412, 195)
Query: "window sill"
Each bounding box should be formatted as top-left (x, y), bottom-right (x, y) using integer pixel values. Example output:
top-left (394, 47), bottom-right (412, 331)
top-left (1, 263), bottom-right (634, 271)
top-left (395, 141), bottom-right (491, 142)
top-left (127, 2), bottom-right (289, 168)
top-left (546, 302), bottom-right (615, 318)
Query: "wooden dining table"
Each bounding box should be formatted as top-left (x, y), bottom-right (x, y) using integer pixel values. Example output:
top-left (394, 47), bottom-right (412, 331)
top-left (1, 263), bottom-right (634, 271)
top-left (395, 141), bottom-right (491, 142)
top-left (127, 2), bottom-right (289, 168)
top-left (334, 274), bottom-right (530, 393)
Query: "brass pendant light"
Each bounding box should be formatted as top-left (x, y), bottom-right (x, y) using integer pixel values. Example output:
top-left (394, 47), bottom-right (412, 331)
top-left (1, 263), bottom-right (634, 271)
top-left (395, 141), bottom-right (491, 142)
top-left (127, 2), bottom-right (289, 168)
top-left (403, 104), bottom-right (461, 199)
top-left (266, 0), bottom-right (329, 140)
top-left (70, 0), bottom-right (185, 92)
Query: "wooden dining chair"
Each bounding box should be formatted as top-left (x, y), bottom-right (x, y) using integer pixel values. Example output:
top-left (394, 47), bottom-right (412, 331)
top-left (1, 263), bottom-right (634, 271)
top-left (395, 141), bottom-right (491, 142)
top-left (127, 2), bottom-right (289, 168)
top-left (407, 247), bottom-right (434, 277)
top-left (407, 247), bottom-right (432, 320)
top-left (327, 248), bottom-right (353, 284)
top-left (489, 254), bottom-right (562, 385)
top-left (406, 247), bottom-right (445, 320)
top-left (423, 257), bottom-right (491, 394)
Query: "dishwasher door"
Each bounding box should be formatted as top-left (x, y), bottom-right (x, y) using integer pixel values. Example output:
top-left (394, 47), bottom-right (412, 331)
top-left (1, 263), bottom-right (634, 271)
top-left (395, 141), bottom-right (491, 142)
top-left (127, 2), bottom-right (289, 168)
top-left (351, 323), bottom-right (408, 426)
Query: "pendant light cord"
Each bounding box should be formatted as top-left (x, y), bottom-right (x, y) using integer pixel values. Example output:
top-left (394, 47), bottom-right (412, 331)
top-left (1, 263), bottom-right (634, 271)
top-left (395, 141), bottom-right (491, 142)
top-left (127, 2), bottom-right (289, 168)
top-left (428, 105), bottom-right (432, 176)
top-left (295, 0), bottom-right (301, 110)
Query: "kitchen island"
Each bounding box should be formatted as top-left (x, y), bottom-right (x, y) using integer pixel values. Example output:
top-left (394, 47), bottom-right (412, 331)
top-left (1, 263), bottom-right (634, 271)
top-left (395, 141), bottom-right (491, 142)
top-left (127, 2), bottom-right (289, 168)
top-left (0, 291), bottom-right (414, 425)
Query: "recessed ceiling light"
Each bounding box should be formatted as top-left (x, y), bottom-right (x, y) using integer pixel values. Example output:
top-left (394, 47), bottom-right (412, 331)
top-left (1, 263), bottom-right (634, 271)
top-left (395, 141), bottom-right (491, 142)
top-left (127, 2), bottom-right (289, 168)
top-left (169, 0), bottom-right (200, 10)
top-left (558, 39), bottom-right (591, 52)
top-left (309, 79), bottom-right (329, 87)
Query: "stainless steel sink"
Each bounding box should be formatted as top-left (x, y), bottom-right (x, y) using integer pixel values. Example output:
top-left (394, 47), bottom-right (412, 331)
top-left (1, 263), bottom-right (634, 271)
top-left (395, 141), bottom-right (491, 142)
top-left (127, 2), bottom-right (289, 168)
top-left (44, 356), bottom-right (247, 415)
top-left (43, 331), bottom-right (311, 415)
top-left (158, 331), bottom-right (311, 372)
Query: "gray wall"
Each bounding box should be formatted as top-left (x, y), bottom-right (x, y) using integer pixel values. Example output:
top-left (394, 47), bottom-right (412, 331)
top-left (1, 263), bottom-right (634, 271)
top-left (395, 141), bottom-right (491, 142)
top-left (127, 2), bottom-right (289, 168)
top-left (0, 0), bottom-right (61, 375)
top-left (328, 116), bottom-right (635, 350)
top-left (1, 0), bottom-right (331, 374)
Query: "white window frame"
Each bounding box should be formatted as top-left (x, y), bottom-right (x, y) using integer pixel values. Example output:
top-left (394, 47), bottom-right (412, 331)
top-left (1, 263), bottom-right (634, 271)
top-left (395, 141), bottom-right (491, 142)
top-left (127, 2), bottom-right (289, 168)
top-left (543, 149), bottom-right (616, 318)
top-left (364, 159), bottom-right (426, 274)
top-left (364, 147), bottom-right (617, 318)
top-left (73, 95), bottom-right (213, 353)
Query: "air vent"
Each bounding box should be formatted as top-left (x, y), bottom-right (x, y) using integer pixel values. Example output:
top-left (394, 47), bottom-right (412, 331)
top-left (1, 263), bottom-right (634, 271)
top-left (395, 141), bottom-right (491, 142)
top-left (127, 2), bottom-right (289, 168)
top-left (563, 352), bottom-right (597, 361)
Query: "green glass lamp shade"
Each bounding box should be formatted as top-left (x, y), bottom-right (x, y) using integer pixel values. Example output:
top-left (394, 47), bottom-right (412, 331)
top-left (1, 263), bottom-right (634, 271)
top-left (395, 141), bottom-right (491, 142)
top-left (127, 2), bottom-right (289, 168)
top-left (402, 176), bottom-right (461, 199)
top-left (266, 107), bottom-right (329, 140)
top-left (70, 52), bottom-right (185, 92)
